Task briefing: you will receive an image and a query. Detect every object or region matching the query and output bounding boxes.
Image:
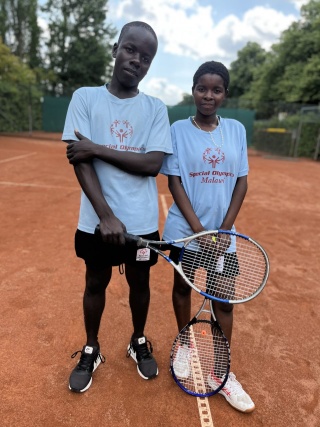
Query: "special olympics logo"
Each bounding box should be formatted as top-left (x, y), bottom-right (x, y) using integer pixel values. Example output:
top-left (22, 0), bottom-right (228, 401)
top-left (139, 249), bottom-right (148, 256)
top-left (110, 119), bottom-right (133, 143)
top-left (202, 147), bottom-right (225, 168)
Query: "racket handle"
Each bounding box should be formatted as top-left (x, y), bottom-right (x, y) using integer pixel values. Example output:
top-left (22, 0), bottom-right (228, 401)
top-left (123, 233), bottom-right (143, 245)
top-left (94, 225), bottom-right (142, 246)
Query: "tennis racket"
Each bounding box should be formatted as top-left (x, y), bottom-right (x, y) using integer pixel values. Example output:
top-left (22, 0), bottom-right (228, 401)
top-left (95, 227), bottom-right (270, 304)
top-left (170, 297), bottom-right (230, 397)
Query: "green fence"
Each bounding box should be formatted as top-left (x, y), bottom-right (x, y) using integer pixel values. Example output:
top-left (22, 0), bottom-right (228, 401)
top-left (42, 95), bottom-right (71, 132)
top-left (167, 105), bottom-right (255, 145)
top-left (1, 80), bottom-right (317, 158)
top-left (41, 97), bottom-right (255, 145)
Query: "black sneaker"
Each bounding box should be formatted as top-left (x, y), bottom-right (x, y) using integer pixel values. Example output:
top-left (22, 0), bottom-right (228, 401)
top-left (126, 336), bottom-right (158, 380)
top-left (69, 344), bottom-right (105, 392)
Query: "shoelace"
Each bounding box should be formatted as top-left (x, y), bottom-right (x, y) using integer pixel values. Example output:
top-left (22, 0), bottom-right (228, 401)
top-left (127, 340), bottom-right (153, 360)
top-left (71, 349), bottom-right (105, 371)
top-left (224, 373), bottom-right (243, 393)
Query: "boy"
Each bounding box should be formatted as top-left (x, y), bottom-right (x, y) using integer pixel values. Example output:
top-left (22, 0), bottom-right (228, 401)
top-left (62, 21), bottom-right (172, 393)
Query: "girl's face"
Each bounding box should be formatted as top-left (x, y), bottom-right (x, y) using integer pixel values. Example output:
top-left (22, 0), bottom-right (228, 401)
top-left (192, 73), bottom-right (227, 116)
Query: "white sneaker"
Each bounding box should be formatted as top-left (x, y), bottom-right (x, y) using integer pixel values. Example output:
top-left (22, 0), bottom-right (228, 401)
top-left (172, 345), bottom-right (192, 379)
top-left (208, 372), bottom-right (255, 413)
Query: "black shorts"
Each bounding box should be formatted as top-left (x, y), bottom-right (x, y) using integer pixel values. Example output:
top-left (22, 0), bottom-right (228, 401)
top-left (168, 245), bottom-right (240, 277)
top-left (75, 229), bottom-right (159, 270)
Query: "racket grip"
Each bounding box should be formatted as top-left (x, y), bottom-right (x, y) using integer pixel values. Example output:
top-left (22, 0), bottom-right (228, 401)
top-left (123, 233), bottom-right (143, 246)
top-left (94, 226), bottom-right (142, 246)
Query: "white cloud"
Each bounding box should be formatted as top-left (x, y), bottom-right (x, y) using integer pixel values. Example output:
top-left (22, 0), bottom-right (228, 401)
top-left (215, 6), bottom-right (297, 57)
top-left (288, 0), bottom-right (309, 11)
top-left (114, 0), bottom-right (221, 59)
top-left (112, 0), bottom-right (298, 64)
top-left (140, 77), bottom-right (185, 106)
top-left (108, 0), bottom-right (302, 104)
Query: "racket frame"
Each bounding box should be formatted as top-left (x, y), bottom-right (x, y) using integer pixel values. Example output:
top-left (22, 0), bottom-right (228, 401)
top-left (170, 298), bottom-right (231, 397)
top-left (123, 229), bottom-right (270, 304)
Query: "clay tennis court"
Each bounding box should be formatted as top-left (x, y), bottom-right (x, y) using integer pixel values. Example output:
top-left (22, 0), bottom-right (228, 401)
top-left (1, 133), bottom-right (319, 427)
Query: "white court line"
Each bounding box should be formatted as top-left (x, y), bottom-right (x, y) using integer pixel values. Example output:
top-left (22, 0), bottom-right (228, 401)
top-left (0, 152), bottom-right (37, 164)
top-left (0, 181), bottom-right (78, 190)
top-left (190, 326), bottom-right (215, 427)
top-left (160, 193), bottom-right (214, 427)
top-left (197, 397), bottom-right (215, 427)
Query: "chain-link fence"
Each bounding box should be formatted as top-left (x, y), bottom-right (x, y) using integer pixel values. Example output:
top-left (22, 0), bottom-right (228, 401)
top-left (252, 107), bottom-right (320, 160)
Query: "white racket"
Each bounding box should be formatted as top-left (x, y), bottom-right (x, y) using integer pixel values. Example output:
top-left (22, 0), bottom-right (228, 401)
top-left (102, 228), bottom-right (270, 304)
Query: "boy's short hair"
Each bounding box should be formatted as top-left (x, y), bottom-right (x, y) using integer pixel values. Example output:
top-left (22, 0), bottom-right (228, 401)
top-left (118, 21), bottom-right (158, 45)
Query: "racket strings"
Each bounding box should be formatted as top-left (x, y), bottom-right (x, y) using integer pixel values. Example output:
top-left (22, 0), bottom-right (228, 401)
top-left (172, 322), bottom-right (229, 396)
top-left (180, 235), bottom-right (267, 301)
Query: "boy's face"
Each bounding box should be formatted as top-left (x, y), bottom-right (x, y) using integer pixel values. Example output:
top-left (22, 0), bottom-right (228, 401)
top-left (112, 26), bottom-right (158, 89)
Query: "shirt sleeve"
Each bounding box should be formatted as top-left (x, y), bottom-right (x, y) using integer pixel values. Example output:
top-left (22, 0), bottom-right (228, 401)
top-left (144, 101), bottom-right (173, 155)
top-left (160, 124), bottom-right (180, 176)
top-left (61, 88), bottom-right (92, 142)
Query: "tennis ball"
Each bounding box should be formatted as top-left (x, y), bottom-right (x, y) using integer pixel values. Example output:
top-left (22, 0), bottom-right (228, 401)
top-left (212, 236), bottom-right (217, 243)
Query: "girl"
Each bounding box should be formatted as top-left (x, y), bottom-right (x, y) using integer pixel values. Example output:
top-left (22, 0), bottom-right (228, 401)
top-left (161, 61), bottom-right (254, 413)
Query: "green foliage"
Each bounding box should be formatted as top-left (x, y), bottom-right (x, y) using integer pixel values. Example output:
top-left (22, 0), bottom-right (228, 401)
top-left (0, 39), bottom-right (41, 131)
top-left (41, 0), bottom-right (116, 95)
top-left (0, 0), bottom-right (117, 131)
top-left (176, 93), bottom-right (194, 106)
top-left (0, 38), bottom-right (35, 83)
top-left (27, 0), bottom-right (42, 69)
top-left (229, 42), bottom-right (267, 99)
top-left (0, 0), bottom-right (42, 68)
top-left (232, 0), bottom-right (320, 119)
top-left (298, 122), bottom-right (319, 157)
top-left (298, 55), bottom-right (320, 102)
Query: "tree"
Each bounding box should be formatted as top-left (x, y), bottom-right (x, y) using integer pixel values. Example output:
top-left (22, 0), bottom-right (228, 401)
top-left (0, 38), bottom-right (41, 131)
top-left (0, 0), bottom-right (42, 68)
top-left (177, 93), bottom-right (194, 105)
top-left (244, 0), bottom-right (320, 110)
top-left (0, 37), bottom-right (36, 83)
top-left (27, 0), bottom-right (42, 69)
top-left (299, 55), bottom-right (320, 102)
top-left (275, 0), bottom-right (320, 103)
top-left (229, 42), bottom-right (267, 98)
top-left (42, 0), bottom-right (116, 95)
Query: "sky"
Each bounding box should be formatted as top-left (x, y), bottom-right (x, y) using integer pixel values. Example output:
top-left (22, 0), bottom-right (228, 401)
top-left (103, 0), bottom-right (309, 105)
top-left (37, 0), bottom-right (309, 105)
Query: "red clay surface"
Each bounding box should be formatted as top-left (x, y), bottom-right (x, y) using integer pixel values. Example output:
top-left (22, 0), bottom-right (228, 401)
top-left (1, 134), bottom-right (319, 427)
